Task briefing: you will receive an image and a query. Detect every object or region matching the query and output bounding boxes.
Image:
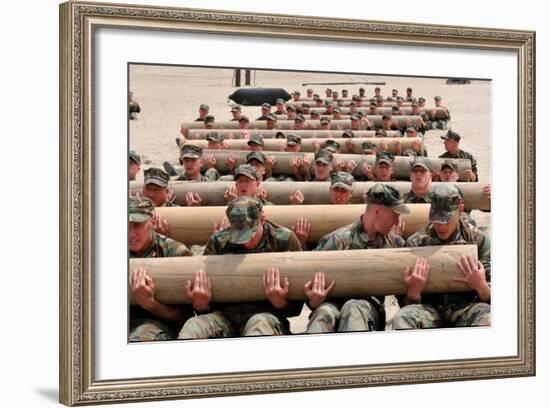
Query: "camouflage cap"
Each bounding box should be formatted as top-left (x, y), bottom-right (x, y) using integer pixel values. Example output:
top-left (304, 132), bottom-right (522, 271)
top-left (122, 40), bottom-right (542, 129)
top-left (181, 144), bottom-right (203, 159)
top-left (276, 98), bottom-right (286, 104)
top-left (330, 171), bottom-right (354, 191)
top-left (261, 103), bottom-right (271, 109)
top-left (286, 133), bottom-right (302, 146)
top-left (326, 88), bottom-right (332, 92)
top-left (349, 101), bottom-right (357, 106)
top-left (294, 114), bottom-right (305, 122)
top-left (286, 105), bottom-right (296, 112)
top-left (332, 107), bottom-right (341, 113)
top-left (206, 131), bottom-right (224, 143)
top-left (382, 114), bottom-right (391, 120)
top-left (434, 95), bottom-right (442, 101)
top-left (342, 129), bottom-right (354, 138)
top-left (411, 156), bottom-right (432, 171)
top-left (315, 148), bottom-right (333, 164)
top-left (226, 197), bottom-right (263, 244)
top-left (332, 91), bottom-right (339, 96)
top-left (320, 116), bottom-right (331, 124)
top-left (407, 87), bottom-right (413, 91)
top-left (418, 97), bottom-right (426, 103)
top-left (350, 113), bottom-right (361, 121)
top-left (144, 167), bottom-right (170, 188)
top-left (428, 184), bottom-right (463, 224)
top-left (353, 95), bottom-right (361, 101)
top-left (366, 183), bottom-right (410, 214)
top-left (441, 130), bottom-right (461, 142)
top-left (375, 150), bottom-right (395, 166)
top-left (129, 196), bottom-right (155, 222)
top-left (405, 127), bottom-right (418, 134)
top-left (310, 111), bottom-right (320, 118)
top-left (292, 90), bottom-right (301, 95)
top-left (234, 164), bottom-right (260, 181)
top-left (362, 141), bottom-right (377, 153)
top-left (325, 139), bottom-right (340, 153)
top-left (266, 113), bottom-right (277, 121)
top-left (246, 150), bottom-right (266, 165)
top-left (231, 105), bottom-right (241, 112)
top-left (440, 159), bottom-right (458, 172)
top-left (247, 134), bottom-right (264, 146)
top-left (238, 115), bottom-right (250, 123)
top-left (307, 88), bottom-right (313, 93)
top-left (369, 102), bottom-right (377, 107)
top-left (313, 94), bottom-right (320, 99)
top-left (204, 115), bottom-right (215, 124)
top-left (129, 150), bottom-right (141, 164)
top-left (302, 102), bottom-right (310, 109)
top-left (199, 104), bottom-right (210, 111)
top-left (359, 87), bottom-right (365, 91)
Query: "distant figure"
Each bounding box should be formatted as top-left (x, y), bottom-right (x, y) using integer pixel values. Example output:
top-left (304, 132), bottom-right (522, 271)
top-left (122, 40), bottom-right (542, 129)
top-left (129, 91), bottom-right (141, 120)
top-left (195, 104), bottom-right (209, 122)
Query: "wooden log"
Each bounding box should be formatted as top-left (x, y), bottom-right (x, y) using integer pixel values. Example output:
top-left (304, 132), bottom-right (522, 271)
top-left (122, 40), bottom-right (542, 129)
top-left (192, 150), bottom-right (472, 181)
top-left (129, 244), bottom-right (478, 304)
top-left (186, 137), bottom-right (421, 154)
top-left (154, 204), bottom-right (430, 245)
top-left (186, 129), bottom-right (402, 139)
top-left (130, 181), bottom-right (490, 211)
top-left (180, 116), bottom-right (424, 136)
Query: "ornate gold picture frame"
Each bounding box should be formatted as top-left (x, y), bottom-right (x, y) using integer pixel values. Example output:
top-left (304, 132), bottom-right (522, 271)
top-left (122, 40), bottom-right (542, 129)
top-left (59, 1), bottom-right (535, 405)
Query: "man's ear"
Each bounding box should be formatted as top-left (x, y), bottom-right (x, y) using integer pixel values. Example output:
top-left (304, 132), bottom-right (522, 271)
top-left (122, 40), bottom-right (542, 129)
top-left (458, 199), bottom-right (465, 213)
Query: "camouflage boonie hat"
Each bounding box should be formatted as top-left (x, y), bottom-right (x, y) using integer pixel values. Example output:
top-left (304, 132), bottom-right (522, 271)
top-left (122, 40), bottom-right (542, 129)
top-left (315, 148), bottom-right (333, 164)
top-left (286, 133), bottom-right (302, 146)
top-left (411, 156), bottom-right (432, 171)
top-left (342, 129), bottom-right (354, 138)
top-left (231, 105), bottom-right (241, 112)
top-left (144, 167), bottom-right (170, 188)
top-left (206, 131), bottom-right (224, 143)
top-left (375, 151), bottom-right (395, 166)
top-left (428, 184), bottom-right (463, 224)
top-left (330, 171), bottom-right (354, 191)
top-left (441, 159), bottom-right (458, 172)
top-left (320, 116), bottom-right (331, 124)
top-left (362, 141), bottom-right (377, 153)
top-left (204, 115), bottom-right (215, 124)
top-left (199, 104), bottom-right (209, 111)
top-left (181, 144), bottom-right (203, 159)
top-left (226, 197), bottom-right (263, 244)
top-left (129, 150), bottom-right (141, 164)
top-left (129, 196), bottom-right (154, 222)
top-left (441, 130), bottom-right (461, 142)
top-left (246, 150), bottom-right (266, 165)
top-left (325, 139), bottom-right (340, 153)
top-left (366, 183), bottom-right (410, 214)
top-left (247, 134), bottom-right (264, 146)
top-left (234, 164), bottom-right (260, 181)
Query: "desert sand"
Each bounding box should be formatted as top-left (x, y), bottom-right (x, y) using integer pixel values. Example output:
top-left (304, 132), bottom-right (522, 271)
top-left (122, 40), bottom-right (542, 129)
top-left (129, 64), bottom-right (491, 333)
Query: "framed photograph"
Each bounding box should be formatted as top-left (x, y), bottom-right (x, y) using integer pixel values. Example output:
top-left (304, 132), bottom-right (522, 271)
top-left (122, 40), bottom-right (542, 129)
top-left (59, 1), bottom-right (535, 405)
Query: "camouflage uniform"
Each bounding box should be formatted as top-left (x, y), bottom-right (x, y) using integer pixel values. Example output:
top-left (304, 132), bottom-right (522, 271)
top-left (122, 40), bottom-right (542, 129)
top-left (431, 97), bottom-right (451, 129)
top-left (143, 167), bottom-right (180, 207)
top-left (194, 104), bottom-right (209, 121)
top-left (178, 197), bottom-right (303, 339)
top-left (307, 184), bottom-right (410, 334)
top-left (176, 144), bottom-right (219, 181)
top-left (439, 131), bottom-right (478, 180)
top-left (234, 164), bottom-right (275, 205)
top-left (128, 197), bottom-right (193, 342)
top-left (392, 184), bottom-right (491, 329)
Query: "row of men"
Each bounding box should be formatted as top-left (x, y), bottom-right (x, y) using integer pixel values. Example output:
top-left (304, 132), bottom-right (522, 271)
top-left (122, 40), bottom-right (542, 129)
top-left (188, 96), bottom-right (449, 133)
top-left (129, 182), bottom-right (491, 341)
top-left (288, 86), bottom-right (430, 103)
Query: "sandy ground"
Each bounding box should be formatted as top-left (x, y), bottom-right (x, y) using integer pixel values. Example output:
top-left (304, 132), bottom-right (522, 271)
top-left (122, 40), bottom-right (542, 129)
top-left (129, 65), bottom-right (491, 333)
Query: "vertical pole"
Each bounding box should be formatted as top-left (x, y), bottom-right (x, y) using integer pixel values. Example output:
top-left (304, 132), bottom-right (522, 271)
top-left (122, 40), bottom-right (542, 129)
top-left (235, 69), bottom-right (241, 87)
top-left (245, 69), bottom-right (251, 86)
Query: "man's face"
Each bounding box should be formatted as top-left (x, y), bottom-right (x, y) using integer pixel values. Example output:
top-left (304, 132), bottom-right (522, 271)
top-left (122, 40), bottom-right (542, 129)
top-left (294, 121), bottom-right (305, 130)
top-left (333, 112), bottom-right (342, 119)
top-left (326, 105), bottom-right (334, 112)
top-left (261, 107), bottom-right (269, 116)
top-left (440, 167), bottom-right (459, 182)
top-left (432, 206), bottom-right (461, 241)
top-left (266, 119), bottom-right (276, 129)
top-left (286, 144), bottom-right (301, 153)
top-left (369, 107), bottom-right (377, 114)
top-left (410, 166), bottom-right (432, 190)
top-left (392, 90), bottom-right (398, 97)
top-left (287, 110), bottom-right (296, 119)
top-left (411, 106), bottom-right (420, 114)
top-left (198, 108), bottom-right (208, 118)
top-left (444, 139), bottom-right (460, 154)
top-left (143, 183), bottom-right (167, 207)
top-left (375, 162), bottom-right (393, 181)
top-left (374, 206), bottom-right (400, 235)
top-left (247, 143), bottom-right (262, 152)
top-left (321, 122), bottom-right (330, 130)
top-left (293, 94), bottom-right (300, 101)
top-left (207, 141), bottom-right (223, 150)
top-left (238, 120), bottom-right (249, 129)
top-left (374, 88), bottom-right (381, 96)
top-left (314, 161), bottom-right (332, 180)
top-left (231, 111), bottom-right (241, 119)
top-left (351, 119), bottom-right (361, 130)
top-left (435, 99), bottom-right (442, 107)
top-left (406, 89), bottom-right (412, 96)
top-left (382, 118), bottom-right (391, 128)
top-left (235, 176), bottom-right (259, 197)
top-left (248, 160), bottom-right (266, 177)
top-left (405, 131), bottom-right (417, 138)
top-left (129, 161), bottom-right (140, 181)
top-left (350, 105), bottom-right (358, 114)
top-left (316, 100), bottom-right (323, 107)
top-left (376, 100), bottom-right (384, 107)
top-left (183, 157), bottom-right (203, 176)
top-left (129, 220), bottom-right (153, 253)
top-left (330, 186), bottom-right (353, 205)
top-left (276, 102), bottom-right (285, 112)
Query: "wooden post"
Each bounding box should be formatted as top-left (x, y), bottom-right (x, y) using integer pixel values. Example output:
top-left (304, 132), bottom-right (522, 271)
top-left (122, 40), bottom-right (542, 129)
top-left (129, 244), bottom-right (478, 304)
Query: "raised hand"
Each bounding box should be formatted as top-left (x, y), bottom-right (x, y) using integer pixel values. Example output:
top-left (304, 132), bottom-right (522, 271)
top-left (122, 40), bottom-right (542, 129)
top-left (263, 267), bottom-right (289, 310)
top-left (292, 217), bottom-right (311, 248)
top-left (185, 269), bottom-right (212, 312)
top-left (185, 192), bottom-right (202, 207)
top-left (304, 272), bottom-right (335, 309)
top-left (403, 257), bottom-right (430, 303)
top-left (288, 190), bottom-right (305, 205)
top-left (130, 266), bottom-right (156, 310)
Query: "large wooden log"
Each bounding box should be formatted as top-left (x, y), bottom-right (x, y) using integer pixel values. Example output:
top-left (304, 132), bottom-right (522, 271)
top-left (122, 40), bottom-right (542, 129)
top-left (129, 245), bottom-right (478, 304)
top-left (130, 181), bottom-right (490, 211)
top-left (154, 204), bottom-right (430, 245)
top-left (180, 116), bottom-right (424, 136)
top-left (191, 150), bottom-right (472, 181)
top-left (186, 129), bottom-right (402, 139)
top-left (186, 137), bottom-right (421, 154)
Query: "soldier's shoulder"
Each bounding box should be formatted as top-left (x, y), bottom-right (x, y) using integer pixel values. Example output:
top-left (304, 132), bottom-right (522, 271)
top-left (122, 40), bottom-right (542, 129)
top-left (266, 221), bottom-right (294, 240)
top-left (158, 234), bottom-right (192, 256)
top-left (405, 225), bottom-right (431, 247)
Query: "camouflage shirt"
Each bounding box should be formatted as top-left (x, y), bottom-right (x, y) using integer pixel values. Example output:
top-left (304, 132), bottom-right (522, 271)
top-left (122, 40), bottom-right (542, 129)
top-left (130, 231), bottom-right (192, 258)
top-left (404, 190), bottom-right (431, 204)
top-left (161, 200), bottom-right (179, 207)
top-left (203, 220), bottom-right (303, 323)
top-left (176, 172), bottom-right (217, 182)
top-left (402, 216), bottom-right (491, 313)
top-left (439, 149), bottom-right (478, 180)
